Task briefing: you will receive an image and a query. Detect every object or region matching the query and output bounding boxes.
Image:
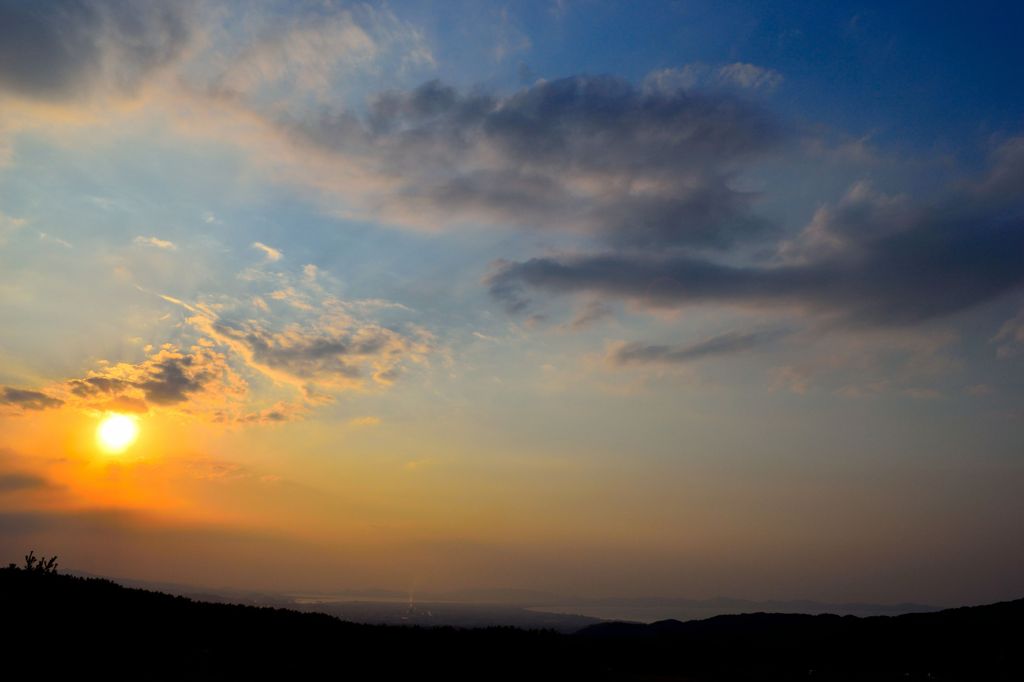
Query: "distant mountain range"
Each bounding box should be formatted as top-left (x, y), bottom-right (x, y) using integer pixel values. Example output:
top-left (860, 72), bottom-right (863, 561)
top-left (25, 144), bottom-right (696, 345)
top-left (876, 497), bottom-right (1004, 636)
top-left (6, 565), bottom-right (1022, 680)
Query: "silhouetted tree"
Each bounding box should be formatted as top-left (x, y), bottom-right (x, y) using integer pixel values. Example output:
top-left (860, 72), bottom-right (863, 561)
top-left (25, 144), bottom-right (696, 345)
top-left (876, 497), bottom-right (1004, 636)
top-left (22, 550), bottom-right (58, 574)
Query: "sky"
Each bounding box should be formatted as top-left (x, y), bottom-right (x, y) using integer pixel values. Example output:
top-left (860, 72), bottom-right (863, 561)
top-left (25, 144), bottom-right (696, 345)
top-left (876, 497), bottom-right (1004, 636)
top-left (1, 0), bottom-right (1022, 606)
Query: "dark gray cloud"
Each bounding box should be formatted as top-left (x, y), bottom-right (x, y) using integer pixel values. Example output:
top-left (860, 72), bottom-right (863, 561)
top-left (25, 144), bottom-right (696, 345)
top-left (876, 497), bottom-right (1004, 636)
top-left (294, 75), bottom-right (784, 249)
top-left (0, 386), bottom-right (63, 410)
top-left (487, 140), bottom-right (1024, 326)
top-left (0, 0), bottom-right (193, 101)
top-left (612, 328), bottom-right (787, 365)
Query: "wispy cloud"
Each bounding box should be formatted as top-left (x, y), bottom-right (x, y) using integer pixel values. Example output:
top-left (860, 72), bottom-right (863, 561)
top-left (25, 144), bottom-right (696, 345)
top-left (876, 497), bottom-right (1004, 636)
top-left (251, 241), bottom-right (283, 262)
top-left (134, 235), bottom-right (177, 250)
top-left (153, 264), bottom-right (435, 400)
top-left (644, 62), bottom-right (783, 94)
top-left (38, 232), bottom-right (72, 248)
top-left (716, 63), bottom-right (784, 91)
top-left (610, 328), bottom-right (788, 366)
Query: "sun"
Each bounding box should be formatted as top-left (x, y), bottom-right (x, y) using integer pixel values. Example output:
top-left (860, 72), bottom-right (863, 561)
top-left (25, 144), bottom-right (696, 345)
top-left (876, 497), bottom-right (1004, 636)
top-left (96, 413), bottom-right (140, 453)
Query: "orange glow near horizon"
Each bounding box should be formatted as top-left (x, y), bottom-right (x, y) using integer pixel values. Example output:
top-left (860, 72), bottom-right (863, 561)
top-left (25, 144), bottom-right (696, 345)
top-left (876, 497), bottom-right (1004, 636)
top-left (96, 413), bottom-right (140, 454)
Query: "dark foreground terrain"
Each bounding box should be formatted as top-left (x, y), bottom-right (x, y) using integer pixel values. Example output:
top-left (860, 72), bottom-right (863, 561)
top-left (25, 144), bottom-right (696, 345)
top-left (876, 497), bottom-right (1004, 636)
top-left (2, 565), bottom-right (1021, 681)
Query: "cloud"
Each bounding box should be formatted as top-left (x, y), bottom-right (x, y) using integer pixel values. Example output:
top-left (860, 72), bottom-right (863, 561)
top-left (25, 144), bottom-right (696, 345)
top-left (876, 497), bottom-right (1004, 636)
top-left (197, 313), bottom-right (430, 390)
top-left (487, 139), bottom-right (1024, 326)
top-left (64, 343), bottom-right (246, 415)
top-left (135, 350), bottom-right (222, 405)
top-left (287, 75), bottom-right (784, 249)
top-left (67, 376), bottom-right (131, 398)
top-left (154, 268), bottom-right (434, 395)
top-left (2, 38), bottom-right (784, 255)
top-left (134, 235), bottom-right (177, 250)
top-left (252, 241), bottom-right (283, 262)
top-left (210, 11), bottom-right (377, 100)
top-left (39, 232), bottom-right (73, 248)
top-left (611, 328), bottom-right (787, 366)
top-left (202, 4), bottom-right (433, 104)
top-left (0, 0), bottom-right (195, 101)
top-left (0, 387), bottom-right (63, 411)
top-left (118, 266), bottom-right (432, 423)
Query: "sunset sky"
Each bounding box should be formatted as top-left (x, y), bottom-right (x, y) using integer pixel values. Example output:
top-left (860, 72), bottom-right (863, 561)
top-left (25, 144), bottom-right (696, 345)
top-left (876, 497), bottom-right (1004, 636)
top-left (1, 0), bottom-right (1022, 605)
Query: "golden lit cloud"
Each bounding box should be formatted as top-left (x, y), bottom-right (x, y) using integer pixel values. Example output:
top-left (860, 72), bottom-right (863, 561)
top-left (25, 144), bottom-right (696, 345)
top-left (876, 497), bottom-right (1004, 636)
top-left (62, 343), bottom-right (247, 419)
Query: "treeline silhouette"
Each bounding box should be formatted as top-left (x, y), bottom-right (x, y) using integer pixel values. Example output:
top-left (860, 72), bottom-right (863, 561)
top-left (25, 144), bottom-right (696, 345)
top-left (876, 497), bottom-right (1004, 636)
top-left (2, 555), bottom-right (1022, 680)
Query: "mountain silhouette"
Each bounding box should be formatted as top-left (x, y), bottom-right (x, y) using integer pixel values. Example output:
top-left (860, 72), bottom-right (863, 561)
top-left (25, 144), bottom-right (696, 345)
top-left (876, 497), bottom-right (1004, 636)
top-left (3, 562), bottom-right (1021, 680)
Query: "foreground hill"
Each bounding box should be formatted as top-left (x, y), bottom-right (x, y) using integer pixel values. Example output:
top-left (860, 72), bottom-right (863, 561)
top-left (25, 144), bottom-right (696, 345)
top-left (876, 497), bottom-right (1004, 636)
top-left (2, 566), bottom-right (1021, 680)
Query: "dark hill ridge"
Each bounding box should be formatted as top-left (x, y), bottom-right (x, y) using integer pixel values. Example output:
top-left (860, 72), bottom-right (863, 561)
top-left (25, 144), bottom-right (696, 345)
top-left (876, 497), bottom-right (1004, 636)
top-left (2, 565), bottom-right (1021, 681)
top-left (580, 598), bottom-right (1024, 637)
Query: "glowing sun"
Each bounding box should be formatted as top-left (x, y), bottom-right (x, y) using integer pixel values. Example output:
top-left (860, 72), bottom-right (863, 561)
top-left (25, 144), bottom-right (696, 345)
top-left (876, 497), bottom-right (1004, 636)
top-left (96, 414), bottom-right (140, 453)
